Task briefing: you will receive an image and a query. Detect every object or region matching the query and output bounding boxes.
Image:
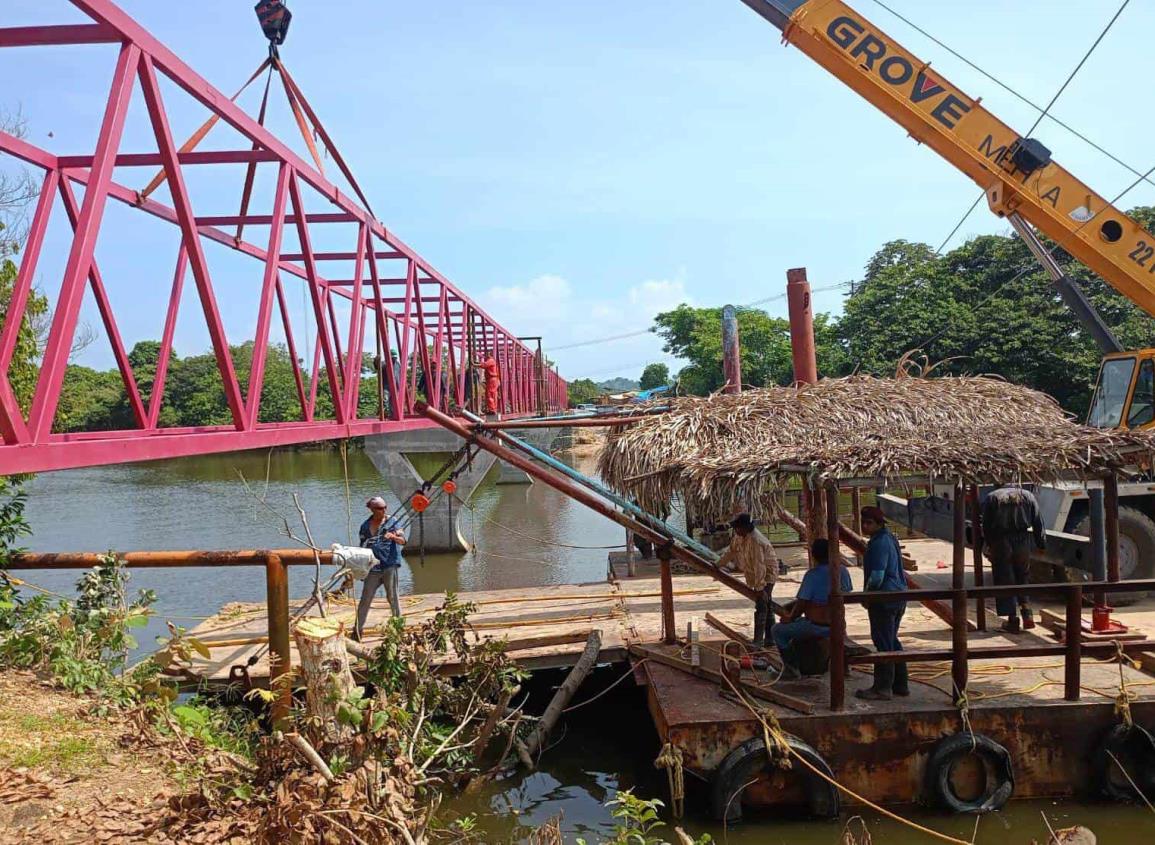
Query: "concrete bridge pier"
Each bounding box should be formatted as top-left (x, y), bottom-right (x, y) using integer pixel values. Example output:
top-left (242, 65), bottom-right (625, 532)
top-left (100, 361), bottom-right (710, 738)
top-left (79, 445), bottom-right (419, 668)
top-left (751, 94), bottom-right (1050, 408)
top-left (364, 426), bottom-right (560, 552)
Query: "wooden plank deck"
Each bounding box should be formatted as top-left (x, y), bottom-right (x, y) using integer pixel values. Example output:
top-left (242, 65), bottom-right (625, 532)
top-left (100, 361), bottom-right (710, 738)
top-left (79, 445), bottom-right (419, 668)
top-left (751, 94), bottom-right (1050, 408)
top-left (176, 538), bottom-right (1155, 701)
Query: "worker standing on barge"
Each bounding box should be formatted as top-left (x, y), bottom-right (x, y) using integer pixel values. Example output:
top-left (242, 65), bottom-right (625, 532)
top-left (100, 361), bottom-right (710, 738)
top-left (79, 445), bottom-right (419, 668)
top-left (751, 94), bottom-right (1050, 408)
top-left (857, 506), bottom-right (910, 701)
top-left (982, 486), bottom-right (1046, 633)
top-left (718, 513), bottom-right (778, 647)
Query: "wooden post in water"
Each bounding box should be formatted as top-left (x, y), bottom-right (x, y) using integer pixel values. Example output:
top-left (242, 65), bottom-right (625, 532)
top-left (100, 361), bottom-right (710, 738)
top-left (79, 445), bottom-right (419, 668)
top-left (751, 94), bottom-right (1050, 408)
top-left (265, 552), bottom-right (292, 726)
top-left (657, 545), bottom-right (677, 645)
top-left (827, 486), bottom-right (846, 712)
top-left (1065, 585), bottom-right (1083, 701)
top-left (969, 485), bottom-right (986, 632)
top-left (951, 481), bottom-right (968, 698)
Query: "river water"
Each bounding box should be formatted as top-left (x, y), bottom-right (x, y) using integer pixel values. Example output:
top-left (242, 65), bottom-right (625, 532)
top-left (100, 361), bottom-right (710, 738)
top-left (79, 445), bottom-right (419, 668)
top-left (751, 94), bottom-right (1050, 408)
top-left (16, 448), bottom-right (1155, 844)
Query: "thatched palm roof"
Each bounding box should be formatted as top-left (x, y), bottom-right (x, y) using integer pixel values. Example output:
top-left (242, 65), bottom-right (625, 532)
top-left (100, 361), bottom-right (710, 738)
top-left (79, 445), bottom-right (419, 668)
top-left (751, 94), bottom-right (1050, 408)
top-left (598, 375), bottom-right (1155, 520)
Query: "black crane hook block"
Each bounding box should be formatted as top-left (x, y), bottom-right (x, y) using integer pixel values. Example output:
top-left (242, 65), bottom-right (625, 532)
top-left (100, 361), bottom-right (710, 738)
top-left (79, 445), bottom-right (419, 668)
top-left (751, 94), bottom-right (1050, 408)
top-left (255, 0), bottom-right (293, 48)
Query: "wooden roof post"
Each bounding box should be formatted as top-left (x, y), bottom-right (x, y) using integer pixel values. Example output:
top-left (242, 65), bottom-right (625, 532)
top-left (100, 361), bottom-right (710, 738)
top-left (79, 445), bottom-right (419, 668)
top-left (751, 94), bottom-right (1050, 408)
top-left (826, 485), bottom-right (845, 712)
top-left (951, 480), bottom-right (968, 699)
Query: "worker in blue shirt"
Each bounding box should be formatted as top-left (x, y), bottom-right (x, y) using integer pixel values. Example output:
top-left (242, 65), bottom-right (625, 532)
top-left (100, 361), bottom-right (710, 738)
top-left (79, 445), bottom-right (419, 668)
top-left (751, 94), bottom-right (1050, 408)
top-left (771, 538), bottom-right (852, 680)
top-left (354, 496), bottom-right (407, 640)
top-left (857, 506), bottom-right (909, 700)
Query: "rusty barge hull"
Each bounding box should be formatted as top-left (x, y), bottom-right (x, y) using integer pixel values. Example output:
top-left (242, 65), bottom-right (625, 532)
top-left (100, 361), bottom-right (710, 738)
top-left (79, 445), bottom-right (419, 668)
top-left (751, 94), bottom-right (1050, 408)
top-left (642, 657), bottom-right (1155, 805)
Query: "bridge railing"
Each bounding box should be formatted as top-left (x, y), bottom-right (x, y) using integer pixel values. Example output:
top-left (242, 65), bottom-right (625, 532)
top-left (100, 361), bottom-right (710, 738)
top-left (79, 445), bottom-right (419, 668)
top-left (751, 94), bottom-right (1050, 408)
top-left (0, 2), bottom-right (566, 475)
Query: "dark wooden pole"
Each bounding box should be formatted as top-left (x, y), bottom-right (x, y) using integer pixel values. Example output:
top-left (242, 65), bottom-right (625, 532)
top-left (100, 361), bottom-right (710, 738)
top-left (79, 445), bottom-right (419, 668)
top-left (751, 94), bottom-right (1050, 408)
top-left (969, 485), bottom-right (986, 632)
top-left (1064, 585), bottom-right (1083, 701)
top-left (850, 487), bottom-right (862, 565)
top-left (951, 481), bottom-right (968, 698)
top-left (658, 548), bottom-right (677, 645)
top-left (265, 552), bottom-right (292, 726)
top-left (1105, 474), bottom-right (1121, 583)
top-left (827, 486), bottom-right (846, 712)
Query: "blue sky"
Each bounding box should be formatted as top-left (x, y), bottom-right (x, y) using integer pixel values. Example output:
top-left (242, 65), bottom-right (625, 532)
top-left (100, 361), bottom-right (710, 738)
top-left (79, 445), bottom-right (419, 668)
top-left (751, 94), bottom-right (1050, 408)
top-left (4, 0), bottom-right (1155, 384)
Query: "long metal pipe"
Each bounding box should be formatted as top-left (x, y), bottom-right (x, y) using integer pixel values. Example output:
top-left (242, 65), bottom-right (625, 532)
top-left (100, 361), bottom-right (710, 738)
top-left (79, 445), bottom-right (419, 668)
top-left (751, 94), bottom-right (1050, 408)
top-left (721, 304), bottom-right (742, 394)
top-left (475, 416), bottom-right (647, 430)
top-left (419, 402), bottom-right (758, 602)
top-left (458, 407), bottom-right (721, 563)
top-left (7, 549), bottom-right (333, 570)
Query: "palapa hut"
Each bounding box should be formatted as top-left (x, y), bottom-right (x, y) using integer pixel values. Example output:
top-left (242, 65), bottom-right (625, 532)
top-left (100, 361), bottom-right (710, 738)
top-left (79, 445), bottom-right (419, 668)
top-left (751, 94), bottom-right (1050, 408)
top-left (600, 374), bottom-right (1155, 712)
top-left (599, 375), bottom-right (1155, 524)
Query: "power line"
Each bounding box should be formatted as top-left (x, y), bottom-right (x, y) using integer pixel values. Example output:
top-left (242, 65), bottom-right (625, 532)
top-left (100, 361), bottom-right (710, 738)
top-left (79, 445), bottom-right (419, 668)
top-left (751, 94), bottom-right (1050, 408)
top-left (931, 0), bottom-right (1132, 254)
top-left (546, 282), bottom-right (851, 353)
top-left (868, 0), bottom-right (1155, 192)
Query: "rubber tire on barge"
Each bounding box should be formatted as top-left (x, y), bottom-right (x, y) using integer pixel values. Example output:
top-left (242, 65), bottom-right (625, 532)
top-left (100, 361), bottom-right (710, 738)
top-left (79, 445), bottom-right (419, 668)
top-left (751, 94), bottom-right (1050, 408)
top-left (1093, 723), bottom-right (1155, 802)
top-left (924, 732), bottom-right (1014, 814)
top-left (711, 736), bottom-right (839, 823)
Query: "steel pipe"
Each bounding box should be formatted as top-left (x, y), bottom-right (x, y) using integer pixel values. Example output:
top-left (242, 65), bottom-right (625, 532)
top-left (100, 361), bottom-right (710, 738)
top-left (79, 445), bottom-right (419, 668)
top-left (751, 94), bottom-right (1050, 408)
top-left (7, 549), bottom-right (333, 570)
top-left (418, 402), bottom-right (758, 602)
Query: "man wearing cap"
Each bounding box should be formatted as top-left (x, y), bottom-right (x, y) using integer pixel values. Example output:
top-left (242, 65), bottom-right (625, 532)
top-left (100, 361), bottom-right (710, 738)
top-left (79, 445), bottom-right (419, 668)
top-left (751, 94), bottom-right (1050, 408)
top-left (718, 513), bottom-right (778, 647)
top-left (857, 506), bottom-right (910, 700)
top-left (355, 496), bottom-right (407, 640)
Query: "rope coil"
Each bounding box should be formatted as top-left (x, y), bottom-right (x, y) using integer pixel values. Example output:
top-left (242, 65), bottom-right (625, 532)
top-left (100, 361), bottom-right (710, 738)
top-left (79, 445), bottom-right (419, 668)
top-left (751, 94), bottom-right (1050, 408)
top-left (654, 742), bottom-right (685, 819)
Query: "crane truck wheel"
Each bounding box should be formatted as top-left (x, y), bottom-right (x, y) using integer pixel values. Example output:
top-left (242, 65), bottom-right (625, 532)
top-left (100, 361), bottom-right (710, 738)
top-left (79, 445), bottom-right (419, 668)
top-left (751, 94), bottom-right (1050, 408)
top-left (1072, 506), bottom-right (1155, 605)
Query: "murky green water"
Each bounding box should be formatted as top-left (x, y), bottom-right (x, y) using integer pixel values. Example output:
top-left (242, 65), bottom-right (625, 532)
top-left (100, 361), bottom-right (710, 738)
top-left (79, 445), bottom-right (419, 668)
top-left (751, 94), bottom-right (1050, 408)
top-left (16, 447), bottom-right (1155, 843)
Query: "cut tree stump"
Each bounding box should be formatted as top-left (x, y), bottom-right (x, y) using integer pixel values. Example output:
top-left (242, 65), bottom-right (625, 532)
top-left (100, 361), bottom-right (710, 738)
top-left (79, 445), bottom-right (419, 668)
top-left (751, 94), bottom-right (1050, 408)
top-left (294, 616), bottom-right (358, 745)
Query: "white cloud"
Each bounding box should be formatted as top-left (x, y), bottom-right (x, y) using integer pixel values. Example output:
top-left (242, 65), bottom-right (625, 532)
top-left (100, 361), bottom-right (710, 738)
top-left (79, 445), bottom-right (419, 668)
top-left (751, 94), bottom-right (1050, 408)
top-left (479, 273), bottom-right (691, 383)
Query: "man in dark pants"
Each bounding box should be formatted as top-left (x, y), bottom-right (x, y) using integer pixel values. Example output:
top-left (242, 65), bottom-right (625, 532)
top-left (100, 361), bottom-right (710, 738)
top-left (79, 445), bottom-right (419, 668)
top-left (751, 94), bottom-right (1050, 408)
top-left (857, 506), bottom-right (910, 701)
top-left (982, 486), bottom-right (1046, 633)
top-left (718, 513), bottom-right (778, 647)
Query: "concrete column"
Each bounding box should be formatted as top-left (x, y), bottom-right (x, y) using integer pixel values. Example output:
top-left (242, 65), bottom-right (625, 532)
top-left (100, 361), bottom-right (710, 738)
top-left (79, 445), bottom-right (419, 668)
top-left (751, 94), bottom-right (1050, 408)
top-left (365, 429), bottom-right (497, 552)
top-left (364, 425), bottom-right (562, 551)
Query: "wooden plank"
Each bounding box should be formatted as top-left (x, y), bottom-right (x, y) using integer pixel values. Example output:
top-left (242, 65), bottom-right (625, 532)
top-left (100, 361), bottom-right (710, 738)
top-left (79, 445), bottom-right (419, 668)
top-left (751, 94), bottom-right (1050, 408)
top-left (629, 642), bottom-right (814, 715)
top-left (1038, 608), bottom-right (1146, 642)
top-left (704, 612), bottom-right (783, 670)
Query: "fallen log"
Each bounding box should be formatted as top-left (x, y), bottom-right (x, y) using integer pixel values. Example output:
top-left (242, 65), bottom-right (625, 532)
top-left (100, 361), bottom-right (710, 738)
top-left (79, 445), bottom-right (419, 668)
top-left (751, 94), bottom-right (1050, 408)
top-left (521, 630), bottom-right (602, 767)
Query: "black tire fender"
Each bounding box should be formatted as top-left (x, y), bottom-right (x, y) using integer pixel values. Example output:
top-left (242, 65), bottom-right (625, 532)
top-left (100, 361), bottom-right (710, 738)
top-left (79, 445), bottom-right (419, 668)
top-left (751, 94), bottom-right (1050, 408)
top-left (1093, 722), bottom-right (1155, 802)
top-left (710, 735), bottom-right (840, 823)
top-left (924, 732), bottom-right (1014, 814)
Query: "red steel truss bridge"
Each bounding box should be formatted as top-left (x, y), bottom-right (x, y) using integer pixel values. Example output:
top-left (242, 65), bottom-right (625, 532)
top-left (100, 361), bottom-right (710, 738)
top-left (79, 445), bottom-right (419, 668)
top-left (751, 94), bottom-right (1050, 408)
top-left (0, 1), bottom-right (567, 476)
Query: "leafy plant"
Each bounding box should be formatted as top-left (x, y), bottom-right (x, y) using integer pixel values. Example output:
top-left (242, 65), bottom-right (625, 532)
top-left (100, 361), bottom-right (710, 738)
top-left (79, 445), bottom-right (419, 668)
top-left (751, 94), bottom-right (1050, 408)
top-left (576, 791), bottom-right (713, 845)
top-left (0, 552), bottom-right (163, 706)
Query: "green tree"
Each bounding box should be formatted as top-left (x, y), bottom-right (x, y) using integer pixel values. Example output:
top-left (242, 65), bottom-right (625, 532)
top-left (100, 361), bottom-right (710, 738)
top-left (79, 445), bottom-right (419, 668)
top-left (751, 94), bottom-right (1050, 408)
top-left (567, 378), bottom-right (600, 406)
top-left (837, 208), bottom-right (1155, 416)
top-left (654, 304), bottom-right (836, 395)
top-left (638, 363), bottom-right (669, 391)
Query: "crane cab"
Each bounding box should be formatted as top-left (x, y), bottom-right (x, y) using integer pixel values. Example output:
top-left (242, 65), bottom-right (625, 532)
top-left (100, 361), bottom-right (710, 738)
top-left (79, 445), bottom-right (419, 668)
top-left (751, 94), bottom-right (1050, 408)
top-left (1087, 350), bottom-right (1155, 430)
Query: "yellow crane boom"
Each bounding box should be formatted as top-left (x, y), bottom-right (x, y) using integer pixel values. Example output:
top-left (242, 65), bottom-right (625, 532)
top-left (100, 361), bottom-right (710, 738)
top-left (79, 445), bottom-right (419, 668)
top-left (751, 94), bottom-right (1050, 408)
top-left (740, 0), bottom-right (1155, 321)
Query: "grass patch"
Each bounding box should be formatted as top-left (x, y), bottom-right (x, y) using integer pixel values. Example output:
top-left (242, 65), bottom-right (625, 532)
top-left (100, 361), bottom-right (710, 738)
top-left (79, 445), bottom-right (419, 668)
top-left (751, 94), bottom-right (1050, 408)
top-left (0, 734), bottom-right (103, 773)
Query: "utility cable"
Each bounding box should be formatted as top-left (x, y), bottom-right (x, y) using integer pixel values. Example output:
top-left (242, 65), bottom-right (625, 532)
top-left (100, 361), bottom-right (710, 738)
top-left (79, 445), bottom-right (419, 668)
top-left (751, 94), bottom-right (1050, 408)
top-left (868, 0), bottom-right (1155, 193)
top-left (546, 282), bottom-right (851, 353)
top-left (933, 0), bottom-right (1132, 254)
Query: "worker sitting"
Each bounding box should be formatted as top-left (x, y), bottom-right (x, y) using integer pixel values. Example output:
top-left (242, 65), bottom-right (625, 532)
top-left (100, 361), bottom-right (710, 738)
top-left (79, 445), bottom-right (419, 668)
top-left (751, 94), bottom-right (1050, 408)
top-left (718, 513), bottom-right (778, 647)
top-left (772, 539), bottom-right (852, 680)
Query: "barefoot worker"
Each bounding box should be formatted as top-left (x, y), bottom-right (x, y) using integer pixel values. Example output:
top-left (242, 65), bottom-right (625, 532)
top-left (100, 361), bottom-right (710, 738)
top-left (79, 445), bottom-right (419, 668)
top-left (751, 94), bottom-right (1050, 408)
top-left (718, 513), bottom-right (778, 647)
top-left (857, 505), bottom-right (910, 701)
top-left (354, 496), bottom-right (407, 639)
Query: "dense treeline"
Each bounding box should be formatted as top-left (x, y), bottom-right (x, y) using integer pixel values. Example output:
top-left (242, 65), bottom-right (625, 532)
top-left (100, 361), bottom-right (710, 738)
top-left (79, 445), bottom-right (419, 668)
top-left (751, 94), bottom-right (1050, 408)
top-left (631, 206), bottom-right (1155, 417)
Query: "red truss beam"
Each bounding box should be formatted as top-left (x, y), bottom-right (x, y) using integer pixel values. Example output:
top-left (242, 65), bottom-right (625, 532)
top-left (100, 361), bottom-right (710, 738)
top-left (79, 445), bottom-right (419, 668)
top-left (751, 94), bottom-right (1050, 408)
top-left (0, 1), bottom-right (566, 476)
